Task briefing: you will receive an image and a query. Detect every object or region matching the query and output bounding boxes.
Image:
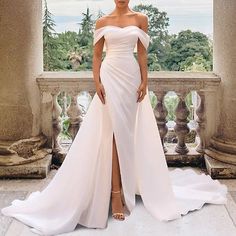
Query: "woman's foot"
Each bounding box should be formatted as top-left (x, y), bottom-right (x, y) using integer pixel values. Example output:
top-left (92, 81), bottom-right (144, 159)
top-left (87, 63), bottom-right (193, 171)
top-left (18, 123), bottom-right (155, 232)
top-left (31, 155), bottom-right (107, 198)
top-left (111, 190), bottom-right (125, 221)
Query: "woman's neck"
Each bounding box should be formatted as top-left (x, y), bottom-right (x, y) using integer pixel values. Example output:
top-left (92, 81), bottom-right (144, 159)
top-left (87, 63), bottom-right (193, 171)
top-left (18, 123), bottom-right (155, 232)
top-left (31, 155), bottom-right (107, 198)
top-left (113, 7), bottom-right (132, 16)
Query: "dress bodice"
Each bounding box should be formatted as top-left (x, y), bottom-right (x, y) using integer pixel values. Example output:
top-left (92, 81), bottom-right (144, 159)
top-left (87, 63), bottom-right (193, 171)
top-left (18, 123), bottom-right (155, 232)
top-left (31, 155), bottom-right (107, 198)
top-left (93, 25), bottom-right (150, 57)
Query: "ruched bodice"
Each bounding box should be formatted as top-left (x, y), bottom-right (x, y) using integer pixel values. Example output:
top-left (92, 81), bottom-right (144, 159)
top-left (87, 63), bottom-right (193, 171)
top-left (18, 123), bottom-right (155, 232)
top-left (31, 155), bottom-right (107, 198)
top-left (93, 25), bottom-right (150, 57)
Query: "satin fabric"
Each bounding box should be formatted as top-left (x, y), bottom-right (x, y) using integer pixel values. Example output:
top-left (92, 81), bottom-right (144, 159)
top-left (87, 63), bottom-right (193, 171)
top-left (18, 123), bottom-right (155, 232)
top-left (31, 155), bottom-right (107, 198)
top-left (1, 25), bottom-right (228, 236)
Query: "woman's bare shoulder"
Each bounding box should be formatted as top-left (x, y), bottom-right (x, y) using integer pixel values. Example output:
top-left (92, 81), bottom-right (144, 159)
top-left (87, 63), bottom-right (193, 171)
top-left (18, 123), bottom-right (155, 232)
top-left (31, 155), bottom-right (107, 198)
top-left (95, 15), bottom-right (111, 30)
top-left (135, 12), bottom-right (149, 30)
top-left (135, 11), bottom-right (148, 22)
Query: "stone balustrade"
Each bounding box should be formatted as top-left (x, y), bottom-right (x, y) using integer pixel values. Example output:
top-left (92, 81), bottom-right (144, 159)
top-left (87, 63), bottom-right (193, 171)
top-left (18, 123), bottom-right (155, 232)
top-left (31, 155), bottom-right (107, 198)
top-left (37, 71), bottom-right (221, 166)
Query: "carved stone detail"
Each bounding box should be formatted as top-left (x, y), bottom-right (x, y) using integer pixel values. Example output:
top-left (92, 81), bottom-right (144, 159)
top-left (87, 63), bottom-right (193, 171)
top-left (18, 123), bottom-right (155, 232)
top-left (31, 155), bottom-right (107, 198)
top-left (154, 91), bottom-right (168, 153)
top-left (196, 91), bottom-right (206, 153)
top-left (66, 92), bottom-right (83, 140)
top-left (0, 134), bottom-right (51, 166)
top-left (174, 91), bottom-right (190, 154)
top-left (51, 91), bottom-right (62, 153)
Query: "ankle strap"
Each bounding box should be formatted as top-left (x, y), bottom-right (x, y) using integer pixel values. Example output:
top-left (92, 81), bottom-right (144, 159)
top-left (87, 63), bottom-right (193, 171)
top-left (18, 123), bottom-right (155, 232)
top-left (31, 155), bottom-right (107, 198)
top-left (111, 190), bottom-right (121, 193)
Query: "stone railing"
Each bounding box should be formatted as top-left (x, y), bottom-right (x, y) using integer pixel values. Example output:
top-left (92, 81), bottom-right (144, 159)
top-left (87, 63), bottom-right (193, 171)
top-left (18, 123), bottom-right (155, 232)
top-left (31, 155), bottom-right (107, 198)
top-left (36, 71), bottom-right (221, 166)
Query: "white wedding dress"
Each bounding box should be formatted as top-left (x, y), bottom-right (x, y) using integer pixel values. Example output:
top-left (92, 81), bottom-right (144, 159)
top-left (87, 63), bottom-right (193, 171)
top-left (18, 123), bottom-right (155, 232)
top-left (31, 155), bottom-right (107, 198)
top-left (1, 25), bottom-right (228, 236)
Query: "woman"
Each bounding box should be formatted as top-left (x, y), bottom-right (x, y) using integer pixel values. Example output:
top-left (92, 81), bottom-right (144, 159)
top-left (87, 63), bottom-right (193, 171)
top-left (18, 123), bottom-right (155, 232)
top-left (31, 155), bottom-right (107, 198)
top-left (93, 1), bottom-right (150, 221)
top-left (1, 0), bottom-right (228, 235)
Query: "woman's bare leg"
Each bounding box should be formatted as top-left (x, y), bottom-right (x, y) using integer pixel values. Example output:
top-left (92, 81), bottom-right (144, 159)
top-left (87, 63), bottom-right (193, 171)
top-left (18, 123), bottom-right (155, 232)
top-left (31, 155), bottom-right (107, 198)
top-left (111, 133), bottom-right (125, 220)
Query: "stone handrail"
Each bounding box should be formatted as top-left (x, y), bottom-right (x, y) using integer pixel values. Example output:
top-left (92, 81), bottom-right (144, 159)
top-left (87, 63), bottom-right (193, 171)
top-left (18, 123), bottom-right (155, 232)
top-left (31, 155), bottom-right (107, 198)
top-left (37, 71), bottom-right (221, 166)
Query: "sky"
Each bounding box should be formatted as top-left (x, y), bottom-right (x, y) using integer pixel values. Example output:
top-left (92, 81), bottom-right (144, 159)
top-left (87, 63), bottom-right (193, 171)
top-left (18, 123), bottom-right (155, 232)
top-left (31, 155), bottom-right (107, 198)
top-left (46, 0), bottom-right (213, 37)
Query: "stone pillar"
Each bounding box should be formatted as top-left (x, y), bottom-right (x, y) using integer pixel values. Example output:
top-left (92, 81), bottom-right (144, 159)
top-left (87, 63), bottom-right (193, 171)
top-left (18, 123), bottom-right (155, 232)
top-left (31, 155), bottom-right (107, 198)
top-left (0, 0), bottom-right (43, 140)
top-left (205, 0), bottom-right (236, 169)
top-left (0, 1), bottom-right (51, 178)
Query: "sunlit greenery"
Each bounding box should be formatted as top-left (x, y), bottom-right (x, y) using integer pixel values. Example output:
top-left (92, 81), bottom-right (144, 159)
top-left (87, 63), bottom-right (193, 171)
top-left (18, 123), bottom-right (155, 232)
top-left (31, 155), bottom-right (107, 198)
top-left (43, 2), bottom-right (212, 72)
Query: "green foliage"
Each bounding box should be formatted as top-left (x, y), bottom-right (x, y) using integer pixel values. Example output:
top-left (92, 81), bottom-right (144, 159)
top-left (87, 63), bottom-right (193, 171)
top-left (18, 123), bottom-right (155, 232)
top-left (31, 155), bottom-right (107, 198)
top-left (164, 92), bottom-right (194, 121)
top-left (60, 117), bottom-right (71, 139)
top-left (43, 0), bottom-right (60, 70)
top-left (164, 30), bottom-right (212, 71)
top-left (132, 4), bottom-right (169, 39)
top-left (181, 53), bottom-right (211, 72)
top-left (43, 2), bottom-right (213, 73)
top-left (78, 8), bottom-right (95, 46)
top-left (164, 94), bottom-right (178, 121)
top-left (149, 91), bottom-right (157, 109)
top-left (148, 91), bottom-right (193, 122)
top-left (133, 4), bottom-right (170, 71)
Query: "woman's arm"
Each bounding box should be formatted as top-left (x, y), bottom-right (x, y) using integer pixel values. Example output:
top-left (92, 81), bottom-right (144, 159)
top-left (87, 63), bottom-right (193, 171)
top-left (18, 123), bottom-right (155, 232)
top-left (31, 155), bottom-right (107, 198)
top-left (92, 20), bottom-right (106, 104)
top-left (136, 14), bottom-right (149, 103)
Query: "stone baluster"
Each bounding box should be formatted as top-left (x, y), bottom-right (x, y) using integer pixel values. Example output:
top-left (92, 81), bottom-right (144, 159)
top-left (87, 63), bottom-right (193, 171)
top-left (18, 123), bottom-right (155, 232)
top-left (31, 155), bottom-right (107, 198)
top-left (174, 91), bottom-right (190, 154)
top-left (195, 90), bottom-right (206, 153)
top-left (66, 91), bottom-right (83, 140)
top-left (51, 91), bottom-right (62, 153)
top-left (153, 91), bottom-right (168, 153)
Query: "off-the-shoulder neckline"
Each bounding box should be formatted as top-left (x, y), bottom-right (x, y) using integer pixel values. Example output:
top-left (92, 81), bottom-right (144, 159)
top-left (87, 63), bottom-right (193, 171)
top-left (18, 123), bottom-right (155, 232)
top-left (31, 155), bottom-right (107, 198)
top-left (94, 25), bottom-right (149, 37)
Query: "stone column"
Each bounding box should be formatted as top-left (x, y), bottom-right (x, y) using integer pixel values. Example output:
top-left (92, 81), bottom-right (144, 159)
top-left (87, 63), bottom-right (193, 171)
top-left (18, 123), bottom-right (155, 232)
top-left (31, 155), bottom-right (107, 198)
top-left (205, 0), bottom-right (236, 168)
top-left (0, 0), bottom-right (43, 140)
top-left (0, 1), bottom-right (51, 178)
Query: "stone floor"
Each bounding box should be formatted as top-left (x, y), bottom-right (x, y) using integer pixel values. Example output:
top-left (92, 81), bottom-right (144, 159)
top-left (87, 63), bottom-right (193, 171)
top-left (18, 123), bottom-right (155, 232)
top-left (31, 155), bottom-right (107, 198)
top-left (0, 167), bottom-right (236, 236)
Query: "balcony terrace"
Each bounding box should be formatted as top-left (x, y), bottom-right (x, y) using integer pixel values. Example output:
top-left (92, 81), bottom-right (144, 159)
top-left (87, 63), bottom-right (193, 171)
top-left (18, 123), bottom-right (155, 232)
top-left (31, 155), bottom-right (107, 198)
top-left (0, 0), bottom-right (236, 235)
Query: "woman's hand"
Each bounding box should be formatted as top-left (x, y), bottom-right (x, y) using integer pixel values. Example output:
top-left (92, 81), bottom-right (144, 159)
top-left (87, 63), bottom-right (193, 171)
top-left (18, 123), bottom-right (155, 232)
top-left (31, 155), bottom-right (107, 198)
top-left (95, 81), bottom-right (106, 104)
top-left (137, 81), bottom-right (147, 103)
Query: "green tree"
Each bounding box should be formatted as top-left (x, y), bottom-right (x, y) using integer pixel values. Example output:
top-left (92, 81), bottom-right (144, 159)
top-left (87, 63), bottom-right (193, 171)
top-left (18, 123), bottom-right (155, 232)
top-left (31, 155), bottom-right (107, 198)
top-left (164, 30), bottom-right (212, 71)
top-left (78, 7), bottom-right (94, 46)
top-left (42, 5), bottom-right (213, 73)
top-left (133, 4), bottom-right (169, 39)
top-left (181, 53), bottom-right (211, 72)
top-left (43, 0), bottom-right (61, 70)
top-left (56, 31), bottom-right (82, 71)
top-left (132, 4), bottom-right (170, 70)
